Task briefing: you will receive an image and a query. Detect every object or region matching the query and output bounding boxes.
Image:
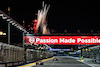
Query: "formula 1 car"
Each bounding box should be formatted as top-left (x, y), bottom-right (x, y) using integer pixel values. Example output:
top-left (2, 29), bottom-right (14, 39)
top-left (53, 58), bottom-right (58, 61)
top-left (36, 61), bottom-right (43, 65)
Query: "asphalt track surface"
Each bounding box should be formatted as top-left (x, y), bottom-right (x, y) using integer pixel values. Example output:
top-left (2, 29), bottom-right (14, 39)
top-left (34, 56), bottom-right (91, 67)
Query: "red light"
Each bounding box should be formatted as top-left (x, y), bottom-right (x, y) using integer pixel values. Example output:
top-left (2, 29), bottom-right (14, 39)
top-left (28, 25), bottom-right (30, 27)
top-left (31, 19), bottom-right (38, 33)
top-left (33, 19), bottom-right (37, 23)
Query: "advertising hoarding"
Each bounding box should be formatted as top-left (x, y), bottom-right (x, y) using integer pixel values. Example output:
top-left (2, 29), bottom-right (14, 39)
top-left (24, 35), bottom-right (100, 45)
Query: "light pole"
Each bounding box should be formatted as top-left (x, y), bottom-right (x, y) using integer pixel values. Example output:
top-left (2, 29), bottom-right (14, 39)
top-left (99, 45), bottom-right (100, 63)
top-left (22, 20), bottom-right (25, 48)
top-left (97, 31), bottom-right (100, 63)
top-left (22, 20), bottom-right (25, 62)
top-left (77, 29), bottom-right (82, 57)
top-left (8, 7), bottom-right (10, 44)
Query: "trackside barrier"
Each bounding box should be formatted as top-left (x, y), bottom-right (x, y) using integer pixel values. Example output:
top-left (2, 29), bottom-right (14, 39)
top-left (0, 42), bottom-right (53, 67)
top-left (0, 42), bottom-right (24, 67)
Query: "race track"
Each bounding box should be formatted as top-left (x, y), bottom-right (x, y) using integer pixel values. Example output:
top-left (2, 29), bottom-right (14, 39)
top-left (34, 56), bottom-right (91, 67)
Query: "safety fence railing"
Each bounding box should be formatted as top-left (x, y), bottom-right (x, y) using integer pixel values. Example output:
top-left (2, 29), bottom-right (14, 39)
top-left (0, 42), bottom-right (53, 67)
top-left (0, 42), bottom-right (24, 67)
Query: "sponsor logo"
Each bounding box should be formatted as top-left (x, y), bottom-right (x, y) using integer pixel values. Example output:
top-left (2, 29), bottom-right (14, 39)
top-left (29, 37), bottom-right (35, 44)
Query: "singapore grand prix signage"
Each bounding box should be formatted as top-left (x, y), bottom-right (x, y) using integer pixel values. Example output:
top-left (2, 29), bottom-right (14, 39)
top-left (24, 36), bottom-right (100, 45)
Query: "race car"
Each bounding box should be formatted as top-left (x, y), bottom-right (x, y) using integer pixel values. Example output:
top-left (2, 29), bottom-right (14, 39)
top-left (53, 58), bottom-right (58, 61)
top-left (36, 61), bottom-right (43, 65)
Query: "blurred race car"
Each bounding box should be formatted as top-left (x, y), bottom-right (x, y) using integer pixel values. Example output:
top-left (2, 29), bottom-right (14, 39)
top-left (53, 58), bottom-right (58, 61)
top-left (36, 61), bottom-right (43, 65)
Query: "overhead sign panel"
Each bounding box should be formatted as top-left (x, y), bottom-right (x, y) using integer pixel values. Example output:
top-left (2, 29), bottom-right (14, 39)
top-left (24, 35), bottom-right (100, 45)
top-left (48, 48), bottom-right (71, 51)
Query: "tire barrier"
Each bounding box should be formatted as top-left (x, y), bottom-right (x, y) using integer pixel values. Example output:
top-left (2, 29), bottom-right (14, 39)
top-left (0, 42), bottom-right (53, 67)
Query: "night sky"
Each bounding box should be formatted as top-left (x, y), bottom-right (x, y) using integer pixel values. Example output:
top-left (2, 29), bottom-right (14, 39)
top-left (0, 0), bottom-right (100, 33)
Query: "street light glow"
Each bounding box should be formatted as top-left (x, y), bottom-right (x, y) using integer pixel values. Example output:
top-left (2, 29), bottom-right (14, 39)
top-left (0, 31), bottom-right (6, 35)
top-left (9, 21), bottom-right (13, 23)
top-left (7, 19), bottom-right (10, 21)
top-left (8, 7), bottom-right (10, 12)
top-left (3, 33), bottom-right (6, 35)
top-left (0, 14), bottom-right (3, 16)
top-left (0, 31), bottom-right (3, 35)
top-left (2, 16), bottom-right (7, 19)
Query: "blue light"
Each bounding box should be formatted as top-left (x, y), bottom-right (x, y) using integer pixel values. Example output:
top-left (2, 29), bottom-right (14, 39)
top-left (49, 48), bottom-right (71, 51)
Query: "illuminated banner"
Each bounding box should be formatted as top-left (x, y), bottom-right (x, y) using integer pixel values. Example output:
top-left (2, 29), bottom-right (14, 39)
top-left (24, 36), bottom-right (100, 45)
top-left (48, 48), bottom-right (71, 51)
